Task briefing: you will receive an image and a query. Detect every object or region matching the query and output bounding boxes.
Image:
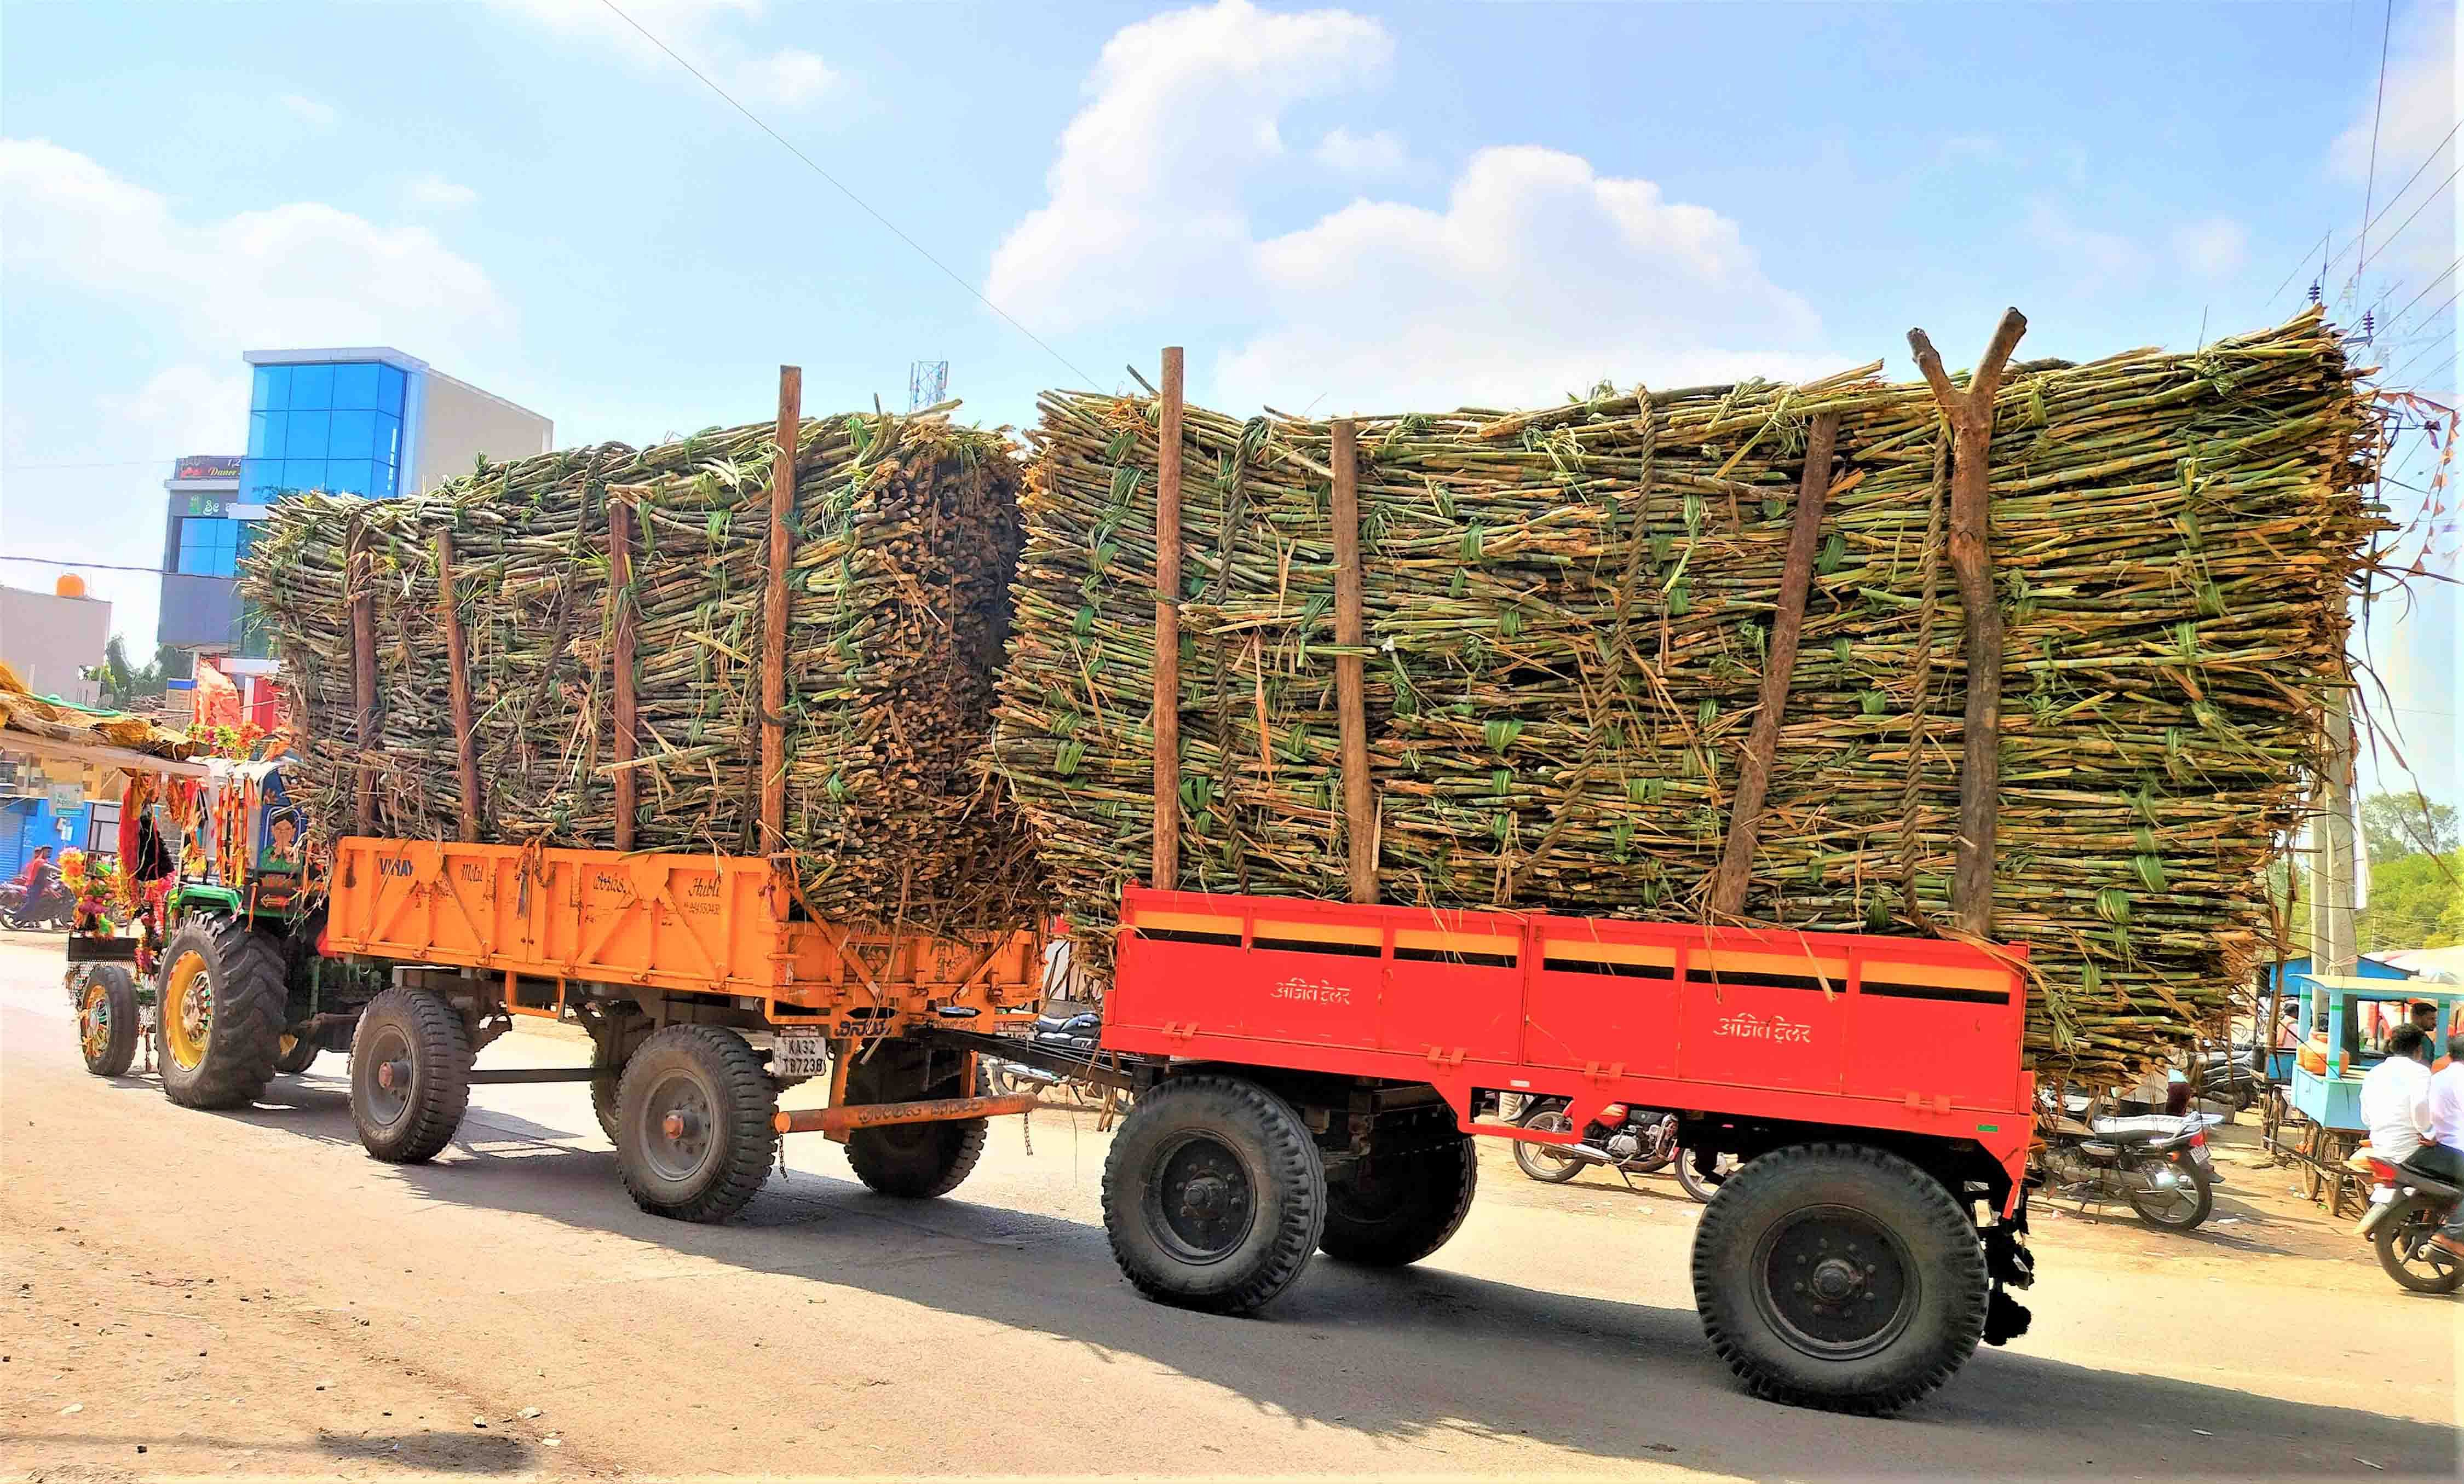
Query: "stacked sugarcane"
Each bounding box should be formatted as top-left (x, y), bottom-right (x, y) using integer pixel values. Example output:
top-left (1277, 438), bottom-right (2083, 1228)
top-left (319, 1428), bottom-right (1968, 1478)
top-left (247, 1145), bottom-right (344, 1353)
top-left (993, 308), bottom-right (2392, 1083)
top-left (241, 409), bottom-right (1040, 933)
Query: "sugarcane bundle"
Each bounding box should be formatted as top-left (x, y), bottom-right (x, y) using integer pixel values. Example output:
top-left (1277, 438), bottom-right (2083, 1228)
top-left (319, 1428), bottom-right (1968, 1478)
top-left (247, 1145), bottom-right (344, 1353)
top-left (241, 408), bottom-right (1039, 933)
top-left (993, 308), bottom-right (2391, 1082)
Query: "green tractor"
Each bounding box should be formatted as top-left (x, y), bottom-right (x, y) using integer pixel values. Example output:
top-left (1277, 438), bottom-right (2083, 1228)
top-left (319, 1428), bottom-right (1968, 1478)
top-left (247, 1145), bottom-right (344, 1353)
top-left (70, 757), bottom-right (381, 1106)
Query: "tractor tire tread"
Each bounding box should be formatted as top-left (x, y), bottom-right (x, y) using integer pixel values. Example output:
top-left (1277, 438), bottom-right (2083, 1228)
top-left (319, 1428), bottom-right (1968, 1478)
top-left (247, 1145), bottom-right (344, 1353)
top-left (616, 1025), bottom-right (775, 1224)
top-left (348, 986), bottom-right (473, 1164)
top-left (158, 918), bottom-right (287, 1110)
top-left (1101, 1074), bottom-right (1325, 1315)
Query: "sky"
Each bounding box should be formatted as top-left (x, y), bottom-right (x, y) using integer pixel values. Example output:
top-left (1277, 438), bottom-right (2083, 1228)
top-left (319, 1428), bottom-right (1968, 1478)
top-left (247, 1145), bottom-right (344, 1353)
top-left (1, 0), bottom-right (2455, 800)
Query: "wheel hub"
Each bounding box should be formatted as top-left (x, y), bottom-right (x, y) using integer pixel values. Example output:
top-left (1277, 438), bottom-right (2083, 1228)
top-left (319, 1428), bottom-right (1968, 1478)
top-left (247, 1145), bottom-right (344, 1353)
top-left (377, 1059), bottom-right (412, 1091)
top-left (1808, 1256), bottom-right (1864, 1304)
top-left (1152, 1134), bottom-right (1258, 1262)
top-left (641, 1071), bottom-right (717, 1183)
top-left (1756, 1208), bottom-right (1916, 1361)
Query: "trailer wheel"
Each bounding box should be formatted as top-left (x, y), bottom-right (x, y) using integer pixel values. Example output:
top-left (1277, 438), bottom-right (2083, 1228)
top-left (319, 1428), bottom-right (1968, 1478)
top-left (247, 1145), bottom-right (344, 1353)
top-left (1102, 1075), bottom-right (1326, 1314)
top-left (76, 966), bottom-right (140, 1077)
top-left (1320, 1131), bottom-right (1477, 1266)
top-left (348, 988), bottom-right (473, 1164)
top-left (842, 1040), bottom-right (985, 1199)
top-left (591, 1074), bottom-right (622, 1142)
top-left (1691, 1142), bottom-right (1987, 1415)
top-left (615, 1026), bottom-right (776, 1223)
top-left (156, 917), bottom-right (286, 1110)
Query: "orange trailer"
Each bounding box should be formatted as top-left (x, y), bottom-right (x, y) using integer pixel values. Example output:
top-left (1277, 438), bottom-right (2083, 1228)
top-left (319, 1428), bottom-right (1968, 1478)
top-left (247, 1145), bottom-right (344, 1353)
top-left (323, 836), bottom-right (1045, 1221)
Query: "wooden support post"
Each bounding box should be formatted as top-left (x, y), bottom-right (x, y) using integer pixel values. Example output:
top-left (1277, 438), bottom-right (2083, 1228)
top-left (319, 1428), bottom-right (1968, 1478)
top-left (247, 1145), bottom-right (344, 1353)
top-left (1908, 308), bottom-right (2028, 938)
top-left (606, 500), bottom-right (638, 851)
top-left (1151, 347), bottom-right (1185, 892)
top-left (1329, 417), bottom-right (1377, 905)
top-left (347, 521), bottom-right (377, 835)
top-left (434, 530), bottom-right (482, 843)
top-left (1709, 410), bottom-right (1840, 917)
top-left (762, 366), bottom-right (801, 855)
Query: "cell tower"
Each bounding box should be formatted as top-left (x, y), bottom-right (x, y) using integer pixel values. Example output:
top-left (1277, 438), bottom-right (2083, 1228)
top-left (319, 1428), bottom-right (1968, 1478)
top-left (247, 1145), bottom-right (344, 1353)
top-left (908, 360), bottom-right (949, 412)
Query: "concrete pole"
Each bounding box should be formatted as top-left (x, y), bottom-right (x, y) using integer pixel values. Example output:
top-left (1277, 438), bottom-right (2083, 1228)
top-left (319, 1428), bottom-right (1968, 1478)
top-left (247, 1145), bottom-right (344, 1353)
top-left (2318, 690), bottom-right (2358, 980)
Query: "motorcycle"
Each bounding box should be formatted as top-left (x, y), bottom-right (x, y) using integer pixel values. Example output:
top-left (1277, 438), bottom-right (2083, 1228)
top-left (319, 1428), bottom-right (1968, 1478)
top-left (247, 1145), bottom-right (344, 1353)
top-left (2035, 1107), bottom-right (2218, 1230)
top-left (2354, 1152), bottom-right (2464, 1294)
top-left (1512, 1099), bottom-right (1676, 1183)
top-left (0, 877), bottom-right (74, 931)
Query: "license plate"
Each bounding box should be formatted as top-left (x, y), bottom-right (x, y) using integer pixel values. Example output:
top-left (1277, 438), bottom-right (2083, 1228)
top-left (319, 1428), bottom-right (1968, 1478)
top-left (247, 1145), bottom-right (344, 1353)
top-left (772, 1031), bottom-right (830, 1079)
top-left (2189, 1146), bottom-right (2213, 1167)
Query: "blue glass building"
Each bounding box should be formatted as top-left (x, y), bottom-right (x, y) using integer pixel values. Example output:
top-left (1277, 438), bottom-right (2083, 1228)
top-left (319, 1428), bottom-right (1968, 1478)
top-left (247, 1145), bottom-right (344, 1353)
top-left (158, 348), bottom-right (551, 659)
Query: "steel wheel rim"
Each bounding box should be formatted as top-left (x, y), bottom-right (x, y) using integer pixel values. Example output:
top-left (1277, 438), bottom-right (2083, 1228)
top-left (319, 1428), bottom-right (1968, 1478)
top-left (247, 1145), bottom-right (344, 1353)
top-left (641, 1068), bottom-right (718, 1183)
top-left (79, 979), bottom-right (113, 1062)
top-left (1752, 1204), bottom-right (1918, 1361)
top-left (162, 951), bottom-right (211, 1070)
top-left (1147, 1131), bottom-right (1258, 1264)
top-left (359, 1024), bottom-right (412, 1128)
top-left (1519, 1112), bottom-right (1580, 1174)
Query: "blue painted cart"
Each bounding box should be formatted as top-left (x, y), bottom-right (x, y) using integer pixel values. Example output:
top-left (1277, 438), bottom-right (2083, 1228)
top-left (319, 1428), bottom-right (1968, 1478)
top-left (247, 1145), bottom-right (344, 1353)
top-left (2283, 977), bottom-right (2464, 1214)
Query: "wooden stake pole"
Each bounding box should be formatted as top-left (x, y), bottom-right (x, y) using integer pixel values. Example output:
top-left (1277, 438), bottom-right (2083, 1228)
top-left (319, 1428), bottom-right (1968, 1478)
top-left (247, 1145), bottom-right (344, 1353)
top-left (606, 500), bottom-right (638, 852)
top-left (1709, 410), bottom-right (1839, 917)
top-left (1329, 417), bottom-right (1377, 905)
top-left (762, 366), bottom-right (801, 855)
top-left (1151, 347), bottom-right (1185, 892)
top-left (434, 529), bottom-right (482, 843)
top-left (1908, 307), bottom-right (2028, 938)
top-left (347, 520), bottom-right (377, 835)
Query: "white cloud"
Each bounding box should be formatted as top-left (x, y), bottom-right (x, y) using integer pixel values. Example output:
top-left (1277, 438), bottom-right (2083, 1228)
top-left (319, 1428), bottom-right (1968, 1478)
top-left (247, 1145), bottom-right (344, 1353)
top-left (405, 174), bottom-right (480, 211)
top-left (2171, 216), bottom-right (2249, 279)
top-left (2023, 198), bottom-right (2146, 280)
top-left (279, 94), bottom-right (336, 129)
top-left (992, 1), bottom-right (1823, 409)
top-left (0, 138), bottom-right (510, 367)
top-left (2333, 2), bottom-right (2457, 183)
top-left (1228, 146), bottom-right (1828, 412)
top-left (987, 0), bottom-right (1394, 332)
top-left (97, 366), bottom-right (251, 458)
top-left (1313, 126), bottom-right (1407, 175)
top-left (487, 0), bottom-right (836, 108)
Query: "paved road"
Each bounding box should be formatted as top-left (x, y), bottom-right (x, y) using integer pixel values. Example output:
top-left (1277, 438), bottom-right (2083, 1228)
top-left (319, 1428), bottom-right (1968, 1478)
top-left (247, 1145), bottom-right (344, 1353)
top-left (4, 934), bottom-right (2457, 1480)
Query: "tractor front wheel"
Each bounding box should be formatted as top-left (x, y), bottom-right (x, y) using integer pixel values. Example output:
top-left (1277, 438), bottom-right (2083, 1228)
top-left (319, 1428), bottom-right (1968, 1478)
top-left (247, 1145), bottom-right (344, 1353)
top-left (76, 966), bottom-right (140, 1077)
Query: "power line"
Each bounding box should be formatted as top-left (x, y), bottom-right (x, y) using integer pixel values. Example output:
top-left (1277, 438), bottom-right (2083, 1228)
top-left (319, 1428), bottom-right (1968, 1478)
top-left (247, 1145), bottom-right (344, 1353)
top-left (4, 457), bottom-right (188, 472)
top-left (2387, 257), bottom-right (2464, 327)
top-left (592, 0), bottom-right (1100, 391)
top-left (2270, 230), bottom-right (2334, 302)
top-left (1, 555), bottom-right (176, 576)
top-left (2353, 0), bottom-right (2395, 282)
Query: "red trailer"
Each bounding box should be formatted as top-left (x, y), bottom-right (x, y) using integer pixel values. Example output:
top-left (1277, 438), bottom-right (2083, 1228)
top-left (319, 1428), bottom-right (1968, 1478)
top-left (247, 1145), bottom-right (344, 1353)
top-left (1022, 886), bottom-right (2040, 1415)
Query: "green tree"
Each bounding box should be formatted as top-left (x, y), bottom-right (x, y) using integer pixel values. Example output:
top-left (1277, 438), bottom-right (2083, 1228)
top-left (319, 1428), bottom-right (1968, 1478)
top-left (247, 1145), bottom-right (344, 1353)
top-left (2361, 790), bottom-right (2460, 864)
top-left (2357, 850), bottom-right (2464, 953)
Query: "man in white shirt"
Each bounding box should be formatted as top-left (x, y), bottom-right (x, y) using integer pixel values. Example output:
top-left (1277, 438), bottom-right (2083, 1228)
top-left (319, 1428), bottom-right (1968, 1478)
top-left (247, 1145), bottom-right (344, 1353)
top-left (2417, 1043), bottom-right (2464, 1259)
top-left (2361, 1026), bottom-right (2435, 1163)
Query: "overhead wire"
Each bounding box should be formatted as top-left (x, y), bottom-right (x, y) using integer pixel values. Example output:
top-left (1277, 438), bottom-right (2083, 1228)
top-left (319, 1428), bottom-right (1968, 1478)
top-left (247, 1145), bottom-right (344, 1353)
top-left (2351, 0), bottom-right (2396, 288)
top-left (591, 0), bottom-right (1100, 390)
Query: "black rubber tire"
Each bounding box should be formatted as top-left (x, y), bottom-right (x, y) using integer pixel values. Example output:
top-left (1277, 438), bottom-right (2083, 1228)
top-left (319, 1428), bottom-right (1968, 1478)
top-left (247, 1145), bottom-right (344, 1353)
top-left (348, 987), bottom-right (473, 1163)
top-left (615, 1026), bottom-right (776, 1223)
top-left (591, 1073), bottom-right (622, 1142)
top-left (1691, 1142), bottom-right (1988, 1415)
top-left (2125, 1156), bottom-right (2214, 1231)
top-left (76, 966), bottom-right (140, 1077)
top-left (273, 1029), bottom-right (321, 1075)
top-left (842, 1041), bottom-right (986, 1199)
top-left (156, 917), bottom-right (287, 1110)
top-left (1102, 1074), bottom-right (1326, 1315)
top-left (1321, 1132), bottom-right (1477, 1266)
top-left (2374, 1196), bottom-right (2464, 1294)
top-left (1513, 1106), bottom-right (1588, 1183)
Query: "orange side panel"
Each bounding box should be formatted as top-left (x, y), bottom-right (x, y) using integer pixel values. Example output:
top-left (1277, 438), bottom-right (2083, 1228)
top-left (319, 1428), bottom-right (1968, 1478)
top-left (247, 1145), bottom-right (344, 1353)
top-left (325, 838), bottom-right (1039, 1031)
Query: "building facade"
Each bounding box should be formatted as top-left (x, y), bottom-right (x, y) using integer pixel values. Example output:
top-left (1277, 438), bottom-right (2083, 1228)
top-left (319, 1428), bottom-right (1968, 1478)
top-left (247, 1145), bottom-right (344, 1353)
top-left (1, 579), bottom-right (111, 705)
top-left (157, 348), bottom-right (552, 660)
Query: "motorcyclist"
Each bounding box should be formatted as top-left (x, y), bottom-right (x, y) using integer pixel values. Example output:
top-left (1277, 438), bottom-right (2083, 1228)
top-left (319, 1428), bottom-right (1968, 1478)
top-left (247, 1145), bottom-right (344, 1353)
top-left (10, 846), bottom-right (66, 920)
top-left (2361, 1026), bottom-right (2434, 1173)
top-left (2417, 1043), bottom-right (2464, 1261)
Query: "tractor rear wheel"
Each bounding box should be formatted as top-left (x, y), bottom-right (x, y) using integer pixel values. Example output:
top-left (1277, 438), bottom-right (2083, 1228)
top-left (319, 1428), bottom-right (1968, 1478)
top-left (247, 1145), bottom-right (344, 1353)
top-left (1103, 1075), bottom-right (1325, 1314)
top-left (76, 966), bottom-right (140, 1077)
top-left (1692, 1142), bottom-right (1986, 1415)
top-left (348, 988), bottom-right (473, 1163)
top-left (156, 917), bottom-right (286, 1109)
top-left (615, 1026), bottom-right (776, 1223)
top-left (1320, 1131), bottom-right (1477, 1266)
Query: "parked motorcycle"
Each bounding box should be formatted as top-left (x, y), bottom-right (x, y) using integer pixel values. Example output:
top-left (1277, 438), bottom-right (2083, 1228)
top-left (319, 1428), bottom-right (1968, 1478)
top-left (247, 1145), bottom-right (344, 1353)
top-left (0, 879), bottom-right (74, 931)
top-left (1512, 1099), bottom-right (1676, 1182)
top-left (2036, 1107), bottom-right (2218, 1230)
top-left (1675, 1147), bottom-right (1741, 1203)
top-left (2356, 1152), bottom-right (2464, 1294)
